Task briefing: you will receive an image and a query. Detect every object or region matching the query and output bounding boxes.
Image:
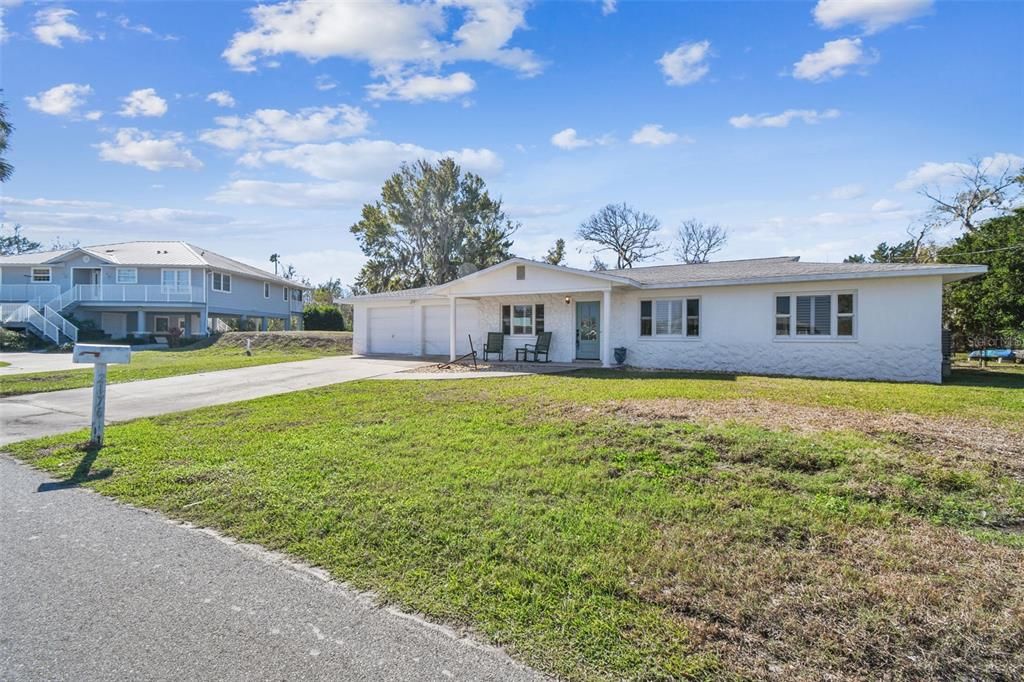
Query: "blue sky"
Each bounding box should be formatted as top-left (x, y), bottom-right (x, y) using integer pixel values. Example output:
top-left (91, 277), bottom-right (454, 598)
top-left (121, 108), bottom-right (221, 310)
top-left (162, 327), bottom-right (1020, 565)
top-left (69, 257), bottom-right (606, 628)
top-left (2, 0), bottom-right (1021, 284)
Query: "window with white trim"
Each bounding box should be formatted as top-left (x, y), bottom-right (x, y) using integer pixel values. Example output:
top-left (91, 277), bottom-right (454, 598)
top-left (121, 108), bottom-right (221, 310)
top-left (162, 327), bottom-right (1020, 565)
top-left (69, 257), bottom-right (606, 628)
top-left (31, 267), bottom-right (52, 283)
top-left (775, 292), bottom-right (855, 338)
top-left (161, 269), bottom-right (190, 291)
top-left (264, 282), bottom-right (270, 298)
top-left (283, 287), bottom-right (288, 301)
top-left (212, 272), bottom-right (232, 293)
top-left (501, 304), bottom-right (545, 335)
top-left (639, 298), bottom-right (699, 337)
top-left (116, 267), bottom-right (138, 284)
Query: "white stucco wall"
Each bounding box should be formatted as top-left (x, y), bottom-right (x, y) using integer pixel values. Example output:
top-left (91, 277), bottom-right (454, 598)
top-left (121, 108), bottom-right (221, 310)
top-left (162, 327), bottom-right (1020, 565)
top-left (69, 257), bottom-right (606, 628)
top-left (608, 275), bottom-right (944, 383)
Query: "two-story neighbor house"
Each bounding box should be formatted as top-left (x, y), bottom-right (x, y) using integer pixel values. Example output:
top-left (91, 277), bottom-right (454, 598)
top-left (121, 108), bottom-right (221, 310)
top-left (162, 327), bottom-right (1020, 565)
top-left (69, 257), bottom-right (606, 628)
top-left (0, 241), bottom-right (309, 344)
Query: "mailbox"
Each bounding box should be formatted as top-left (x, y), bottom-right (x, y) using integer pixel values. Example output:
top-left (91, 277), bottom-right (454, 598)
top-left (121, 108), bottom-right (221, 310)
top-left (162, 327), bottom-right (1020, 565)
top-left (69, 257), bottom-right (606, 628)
top-left (73, 343), bottom-right (132, 446)
top-left (73, 344), bottom-right (132, 365)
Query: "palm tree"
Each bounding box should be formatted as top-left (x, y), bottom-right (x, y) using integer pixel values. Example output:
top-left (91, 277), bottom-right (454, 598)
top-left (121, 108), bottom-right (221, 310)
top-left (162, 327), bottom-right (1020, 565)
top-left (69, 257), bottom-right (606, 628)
top-left (0, 90), bottom-right (14, 183)
top-left (269, 253), bottom-right (281, 275)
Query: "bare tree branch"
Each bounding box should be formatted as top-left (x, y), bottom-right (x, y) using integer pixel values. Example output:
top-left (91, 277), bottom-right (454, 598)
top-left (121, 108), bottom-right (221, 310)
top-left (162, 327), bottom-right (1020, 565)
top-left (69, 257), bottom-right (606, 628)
top-left (576, 203), bottom-right (665, 269)
top-left (674, 219), bottom-right (728, 263)
top-left (919, 158), bottom-right (1024, 232)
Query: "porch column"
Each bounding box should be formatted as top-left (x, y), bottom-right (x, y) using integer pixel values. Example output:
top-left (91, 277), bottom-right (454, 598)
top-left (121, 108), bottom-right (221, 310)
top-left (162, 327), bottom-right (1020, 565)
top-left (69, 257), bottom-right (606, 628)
top-left (135, 309), bottom-right (146, 336)
top-left (260, 317), bottom-right (268, 332)
top-left (284, 316), bottom-right (292, 331)
top-left (449, 296), bottom-right (457, 361)
top-left (240, 314), bottom-right (249, 331)
top-left (601, 288), bottom-right (612, 368)
top-left (199, 308), bottom-right (209, 336)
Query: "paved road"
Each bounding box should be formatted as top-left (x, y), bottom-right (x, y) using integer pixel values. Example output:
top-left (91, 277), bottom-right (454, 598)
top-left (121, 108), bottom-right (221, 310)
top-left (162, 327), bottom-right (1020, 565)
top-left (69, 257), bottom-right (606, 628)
top-left (0, 352), bottom-right (75, 375)
top-left (0, 356), bottom-right (426, 445)
top-left (0, 457), bottom-right (543, 681)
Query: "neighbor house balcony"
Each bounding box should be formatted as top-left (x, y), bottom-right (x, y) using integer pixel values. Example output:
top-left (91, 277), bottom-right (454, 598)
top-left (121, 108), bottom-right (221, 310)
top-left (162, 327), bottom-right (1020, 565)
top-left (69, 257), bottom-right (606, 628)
top-left (0, 284), bottom-right (61, 303)
top-left (72, 284), bottom-right (207, 306)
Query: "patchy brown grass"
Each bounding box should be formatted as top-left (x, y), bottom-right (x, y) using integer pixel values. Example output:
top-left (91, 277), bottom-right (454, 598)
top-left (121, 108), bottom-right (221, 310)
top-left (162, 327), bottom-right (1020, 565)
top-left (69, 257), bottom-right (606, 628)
top-left (193, 330), bottom-right (352, 353)
top-left (640, 520), bottom-right (1024, 680)
top-left (572, 398), bottom-right (1024, 469)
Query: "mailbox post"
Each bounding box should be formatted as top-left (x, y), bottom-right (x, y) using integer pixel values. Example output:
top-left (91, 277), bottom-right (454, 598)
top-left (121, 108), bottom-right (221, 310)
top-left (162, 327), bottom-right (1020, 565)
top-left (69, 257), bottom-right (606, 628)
top-left (73, 344), bottom-right (132, 446)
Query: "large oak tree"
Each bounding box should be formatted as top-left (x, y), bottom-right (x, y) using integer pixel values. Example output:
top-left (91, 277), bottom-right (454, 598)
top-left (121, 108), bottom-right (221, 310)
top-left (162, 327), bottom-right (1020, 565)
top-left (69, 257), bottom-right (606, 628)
top-left (351, 158), bottom-right (517, 293)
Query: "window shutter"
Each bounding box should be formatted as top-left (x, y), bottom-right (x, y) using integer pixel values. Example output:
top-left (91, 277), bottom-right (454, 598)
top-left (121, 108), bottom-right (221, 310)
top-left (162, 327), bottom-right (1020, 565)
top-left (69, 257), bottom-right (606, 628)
top-left (501, 305), bottom-right (511, 335)
top-left (640, 300), bottom-right (652, 336)
top-left (813, 295), bottom-right (831, 335)
top-left (535, 304), bottom-right (544, 333)
top-left (796, 296), bottom-right (811, 334)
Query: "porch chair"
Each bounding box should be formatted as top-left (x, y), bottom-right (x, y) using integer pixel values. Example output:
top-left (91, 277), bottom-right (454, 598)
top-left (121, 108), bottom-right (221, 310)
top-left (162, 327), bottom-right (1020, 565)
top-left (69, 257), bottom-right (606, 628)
top-left (482, 332), bottom-right (504, 361)
top-left (517, 331), bottom-right (552, 363)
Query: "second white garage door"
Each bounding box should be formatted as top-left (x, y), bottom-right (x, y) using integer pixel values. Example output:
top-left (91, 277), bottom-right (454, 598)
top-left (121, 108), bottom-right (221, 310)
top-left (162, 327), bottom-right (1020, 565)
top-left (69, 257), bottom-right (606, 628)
top-left (423, 303), bottom-right (478, 356)
top-left (368, 306), bottom-right (414, 355)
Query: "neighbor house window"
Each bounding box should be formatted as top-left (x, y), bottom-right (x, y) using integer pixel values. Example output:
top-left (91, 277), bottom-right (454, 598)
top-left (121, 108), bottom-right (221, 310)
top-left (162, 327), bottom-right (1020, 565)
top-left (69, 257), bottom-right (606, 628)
top-left (639, 298), bottom-right (699, 337)
top-left (116, 268), bottom-right (137, 284)
top-left (161, 269), bottom-right (190, 291)
top-left (155, 316), bottom-right (169, 333)
top-left (501, 304), bottom-right (545, 335)
top-left (212, 272), bottom-right (232, 293)
top-left (283, 287), bottom-right (288, 301)
top-left (775, 292), bottom-right (856, 338)
top-left (264, 282), bottom-right (270, 298)
top-left (31, 267), bottom-right (51, 283)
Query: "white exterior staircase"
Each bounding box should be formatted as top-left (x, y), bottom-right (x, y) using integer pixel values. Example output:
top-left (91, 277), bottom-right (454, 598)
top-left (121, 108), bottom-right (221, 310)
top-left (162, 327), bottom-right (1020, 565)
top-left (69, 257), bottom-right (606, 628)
top-left (0, 288), bottom-right (79, 345)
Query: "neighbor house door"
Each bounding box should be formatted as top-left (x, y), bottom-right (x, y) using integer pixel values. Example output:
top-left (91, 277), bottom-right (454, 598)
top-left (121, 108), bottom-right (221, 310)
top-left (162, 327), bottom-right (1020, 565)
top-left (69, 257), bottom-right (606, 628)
top-left (576, 301), bottom-right (600, 360)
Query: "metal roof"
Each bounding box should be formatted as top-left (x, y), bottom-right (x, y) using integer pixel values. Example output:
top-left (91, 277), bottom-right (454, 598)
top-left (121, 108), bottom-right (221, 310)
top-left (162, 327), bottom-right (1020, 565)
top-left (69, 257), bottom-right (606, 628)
top-left (0, 241), bottom-right (308, 287)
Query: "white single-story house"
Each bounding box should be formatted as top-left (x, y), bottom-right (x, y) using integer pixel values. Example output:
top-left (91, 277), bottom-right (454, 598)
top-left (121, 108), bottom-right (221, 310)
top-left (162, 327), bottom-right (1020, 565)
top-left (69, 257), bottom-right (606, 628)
top-left (349, 256), bottom-right (987, 383)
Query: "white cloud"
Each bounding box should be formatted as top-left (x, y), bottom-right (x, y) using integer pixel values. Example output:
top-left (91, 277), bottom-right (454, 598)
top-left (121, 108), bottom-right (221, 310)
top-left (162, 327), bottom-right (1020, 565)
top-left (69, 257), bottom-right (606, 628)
top-left (116, 14), bottom-right (178, 40)
top-left (206, 91), bottom-right (236, 108)
top-left (895, 152), bottom-right (1024, 190)
top-left (793, 38), bottom-right (878, 82)
top-left (828, 183), bottom-right (866, 200)
top-left (813, 0), bottom-right (933, 34)
top-left (315, 75), bottom-right (337, 91)
top-left (550, 128), bottom-right (592, 150)
top-left (871, 198), bottom-right (903, 213)
top-left (96, 129), bottom-right (203, 171)
top-left (209, 179), bottom-right (374, 207)
top-left (199, 105), bottom-right (372, 150)
top-left (118, 88), bottom-right (168, 118)
top-left (630, 124), bottom-right (687, 147)
top-left (0, 196), bottom-right (114, 209)
top-left (657, 40), bottom-right (711, 86)
top-left (729, 108), bottom-right (841, 128)
top-left (84, 110), bottom-right (103, 121)
top-left (222, 0), bottom-right (542, 78)
top-left (601, 0), bottom-right (617, 15)
top-left (24, 83), bottom-right (93, 117)
top-left (366, 72), bottom-right (476, 102)
top-left (248, 139), bottom-right (502, 181)
top-left (33, 8), bottom-right (90, 47)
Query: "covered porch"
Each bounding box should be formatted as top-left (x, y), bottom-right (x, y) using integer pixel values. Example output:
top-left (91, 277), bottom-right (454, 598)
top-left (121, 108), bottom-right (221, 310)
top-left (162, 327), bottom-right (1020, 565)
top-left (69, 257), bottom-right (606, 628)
top-left (445, 288), bottom-right (614, 367)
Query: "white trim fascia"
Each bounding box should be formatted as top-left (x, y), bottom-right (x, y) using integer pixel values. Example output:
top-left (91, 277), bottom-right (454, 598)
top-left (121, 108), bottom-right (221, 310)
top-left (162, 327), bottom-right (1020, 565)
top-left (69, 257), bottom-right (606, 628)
top-left (635, 266), bottom-right (988, 290)
top-left (431, 257), bottom-right (640, 293)
top-left (44, 247), bottom-right (116, 265)
top-left (447, 286), bottom-right (614, 299)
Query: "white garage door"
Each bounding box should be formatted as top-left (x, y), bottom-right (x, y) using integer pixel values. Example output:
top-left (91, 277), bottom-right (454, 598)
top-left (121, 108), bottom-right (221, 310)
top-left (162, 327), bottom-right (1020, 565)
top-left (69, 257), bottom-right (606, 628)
top-left (423, 303), bottom-right (478, 356)
top-left (368, 306), bottom-right (414, 355)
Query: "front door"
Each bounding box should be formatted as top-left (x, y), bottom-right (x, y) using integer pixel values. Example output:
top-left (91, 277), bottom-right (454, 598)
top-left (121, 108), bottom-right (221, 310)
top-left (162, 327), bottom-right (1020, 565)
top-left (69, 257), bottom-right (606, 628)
top-left (576, 301), bottom-right (600, 360)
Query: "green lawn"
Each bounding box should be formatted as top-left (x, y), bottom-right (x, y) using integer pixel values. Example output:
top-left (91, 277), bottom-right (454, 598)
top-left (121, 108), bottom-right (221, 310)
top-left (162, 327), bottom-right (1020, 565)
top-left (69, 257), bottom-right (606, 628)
top-left (0, 331), bottom-right (351, 397)
top-left (6, 369), bottom-right (1023, 679)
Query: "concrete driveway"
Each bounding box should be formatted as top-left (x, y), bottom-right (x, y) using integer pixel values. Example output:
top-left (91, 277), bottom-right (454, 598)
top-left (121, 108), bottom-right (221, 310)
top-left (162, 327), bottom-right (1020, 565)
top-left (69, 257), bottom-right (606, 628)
top-left (0, 352), bottom-right (75, 375)
top-left (0, 456), bottom-right (543, 681)
top-left (0, 355), bottom-right (427, 446)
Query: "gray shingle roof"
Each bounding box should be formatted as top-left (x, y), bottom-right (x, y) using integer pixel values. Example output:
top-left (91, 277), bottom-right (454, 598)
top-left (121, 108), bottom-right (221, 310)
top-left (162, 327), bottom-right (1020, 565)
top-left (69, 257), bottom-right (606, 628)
top-left (607, 257), bottom-right (984, 285)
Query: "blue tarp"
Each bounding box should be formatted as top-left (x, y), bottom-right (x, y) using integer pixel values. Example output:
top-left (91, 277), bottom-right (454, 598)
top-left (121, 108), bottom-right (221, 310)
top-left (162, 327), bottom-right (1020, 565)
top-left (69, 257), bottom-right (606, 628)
top-left (967, 349), bottom-right (1016, 359)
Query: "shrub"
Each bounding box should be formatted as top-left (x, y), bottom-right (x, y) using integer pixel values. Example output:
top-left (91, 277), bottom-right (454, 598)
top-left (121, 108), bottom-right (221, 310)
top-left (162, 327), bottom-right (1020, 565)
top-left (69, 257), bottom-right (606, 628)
top-left (303, 303), bottom-right (345, 331)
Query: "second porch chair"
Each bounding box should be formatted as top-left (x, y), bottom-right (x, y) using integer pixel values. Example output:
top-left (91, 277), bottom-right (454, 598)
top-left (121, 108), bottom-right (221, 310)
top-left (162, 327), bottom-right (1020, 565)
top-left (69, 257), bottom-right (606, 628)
top-left (517, 331), bottom-right (552, 363)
